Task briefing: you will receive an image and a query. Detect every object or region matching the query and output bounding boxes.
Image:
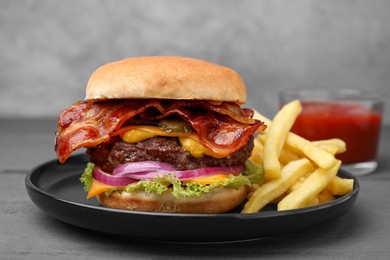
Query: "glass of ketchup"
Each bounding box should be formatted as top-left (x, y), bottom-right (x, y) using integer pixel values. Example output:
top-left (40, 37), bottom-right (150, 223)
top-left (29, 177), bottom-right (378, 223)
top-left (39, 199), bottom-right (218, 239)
top-left (279, 88), bottom-right (384, 176)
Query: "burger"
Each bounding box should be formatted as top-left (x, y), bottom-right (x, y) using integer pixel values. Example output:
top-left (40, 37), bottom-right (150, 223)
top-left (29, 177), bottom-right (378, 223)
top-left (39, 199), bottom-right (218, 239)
top-left (55, 56), bottom-right (266, 214)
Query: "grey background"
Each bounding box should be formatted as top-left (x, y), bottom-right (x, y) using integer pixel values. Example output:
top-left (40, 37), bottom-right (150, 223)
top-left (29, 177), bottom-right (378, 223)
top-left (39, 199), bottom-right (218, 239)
top-left (1, 0), bottom-right (389, 125)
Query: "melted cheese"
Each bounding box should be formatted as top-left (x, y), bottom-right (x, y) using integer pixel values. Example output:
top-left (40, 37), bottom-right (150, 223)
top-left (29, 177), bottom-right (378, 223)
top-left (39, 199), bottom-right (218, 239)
top-left (121, 129), bottom-right (156, 143)
top-left (87, 178), bottom-right (118, 199)
top-left (179, 137), bottom-right (208, 158)
top-left (87, 175), bottom-right (228, 198)
top-left (117, 126), bottom-right (219, 158)
top-left (182, 174), bottom-right (229, 184)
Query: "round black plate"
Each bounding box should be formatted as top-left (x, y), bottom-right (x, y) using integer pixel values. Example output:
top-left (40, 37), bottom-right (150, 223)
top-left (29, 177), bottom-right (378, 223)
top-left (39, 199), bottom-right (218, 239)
top-left (25, 154), bottom-right (359, 243)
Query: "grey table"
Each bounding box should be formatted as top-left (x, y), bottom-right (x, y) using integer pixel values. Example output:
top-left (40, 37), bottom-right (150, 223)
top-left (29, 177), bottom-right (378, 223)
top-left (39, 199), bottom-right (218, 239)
top-left (1, 118), bottom-right (389, 259)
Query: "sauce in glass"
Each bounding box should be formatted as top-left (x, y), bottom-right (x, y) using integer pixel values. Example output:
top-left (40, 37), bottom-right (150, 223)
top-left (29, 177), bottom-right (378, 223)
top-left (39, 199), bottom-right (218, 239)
top-left (291, 102), bottom-right (382, 163)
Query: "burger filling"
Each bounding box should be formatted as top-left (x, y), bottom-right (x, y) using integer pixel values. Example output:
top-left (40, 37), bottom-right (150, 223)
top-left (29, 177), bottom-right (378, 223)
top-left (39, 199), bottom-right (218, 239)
top-left (56, 99), bottom-right (266, 200)
top-left (87, 136), bottom-right (254, 172)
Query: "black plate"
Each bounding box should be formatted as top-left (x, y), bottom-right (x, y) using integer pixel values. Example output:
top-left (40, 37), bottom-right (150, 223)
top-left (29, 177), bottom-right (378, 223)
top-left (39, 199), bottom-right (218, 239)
top-left (25, 154), bottom-right (359, 243)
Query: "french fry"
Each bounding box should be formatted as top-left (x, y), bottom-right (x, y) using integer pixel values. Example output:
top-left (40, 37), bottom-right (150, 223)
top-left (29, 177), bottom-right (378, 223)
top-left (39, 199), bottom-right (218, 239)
top-left (312, 139), bottom-right (347, 155)
top-left (277, 160), bottom-right (341, 211)
top-left (262, 100), bottom-right (302, 181)
top-left (270, 173), bottom-right (307, 204)
top-left (270, 175), bottom-right (306, 204)
top-left (282, 186), bottom-right (335, 207)
top-left (249, 102), bottom-right (354, 213)
top-left (241, 158), bottom-right (314, 213)
top-left (253, 110), bottom-right (346, 155)
top-left (279, 145), bottom-right (301, 165)
top-left (257, 133), bottom-right (301, 165)
top-left (254, 109), bottom-right (339, 170)
top-left (305, 197), bottom-right (320, 207)
top-left (327, 176), bottom-right (354, 195)
top-left (316, 144), bottom-right (339, 155)
top-left (285, 134), bottom-right (338, 170)
top-left (318, 189), bottom-right (336, 204)
top-left (250, 138), bottom-right (264, 164)
top-left (290, 176), bottom-right (306, 191)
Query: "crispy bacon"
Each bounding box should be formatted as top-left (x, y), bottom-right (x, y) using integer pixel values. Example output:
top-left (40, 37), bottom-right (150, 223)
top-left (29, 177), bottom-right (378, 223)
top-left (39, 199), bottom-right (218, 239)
top-left (55, 99), bottom-right (266, 163)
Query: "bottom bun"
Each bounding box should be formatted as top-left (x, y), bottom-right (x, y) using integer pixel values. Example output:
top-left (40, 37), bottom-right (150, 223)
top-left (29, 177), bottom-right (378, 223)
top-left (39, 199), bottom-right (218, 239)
top-left (97, 186), bottom-right (249, 214)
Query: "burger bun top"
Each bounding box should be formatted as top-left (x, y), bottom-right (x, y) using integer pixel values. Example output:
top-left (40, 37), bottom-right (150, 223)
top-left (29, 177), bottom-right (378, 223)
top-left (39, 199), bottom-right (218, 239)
top-left (85, 56), bottom-right (247, 104)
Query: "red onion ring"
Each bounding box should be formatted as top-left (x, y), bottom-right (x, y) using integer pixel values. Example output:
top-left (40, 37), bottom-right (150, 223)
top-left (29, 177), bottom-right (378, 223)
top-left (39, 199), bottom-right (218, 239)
top-left (112, 161), bottom-right (175, 176)
top-left (93, 162), bottom-right (245, 186)
top-left (93, 166), bottom-right (138, 186)
top-left (169, 165), bottom-right (245, 180)
top-left (113, 162), bottom-right (245, 180)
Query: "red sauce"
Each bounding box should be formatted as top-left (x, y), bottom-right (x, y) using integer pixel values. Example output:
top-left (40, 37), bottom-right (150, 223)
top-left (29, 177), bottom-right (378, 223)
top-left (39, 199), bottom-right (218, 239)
top-left (291, 102), bottom-right (382, 164)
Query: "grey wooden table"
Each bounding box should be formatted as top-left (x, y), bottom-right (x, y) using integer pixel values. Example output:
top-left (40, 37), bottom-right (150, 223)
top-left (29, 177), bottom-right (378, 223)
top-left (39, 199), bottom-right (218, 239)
top-left (1, 118), bottom-right (389, 259)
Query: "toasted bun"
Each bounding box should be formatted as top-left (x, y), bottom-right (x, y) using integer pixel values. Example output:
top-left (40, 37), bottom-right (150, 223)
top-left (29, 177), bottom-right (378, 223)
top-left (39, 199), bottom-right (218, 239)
top-left (86, 56), bottom-right (247, 104)
top-left (97, 186), bottom-right (248, 214)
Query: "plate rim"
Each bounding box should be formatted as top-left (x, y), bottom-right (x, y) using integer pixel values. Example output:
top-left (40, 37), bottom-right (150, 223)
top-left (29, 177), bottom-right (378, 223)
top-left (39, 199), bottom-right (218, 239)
top-left (25, 154), bottom-right (360, 220)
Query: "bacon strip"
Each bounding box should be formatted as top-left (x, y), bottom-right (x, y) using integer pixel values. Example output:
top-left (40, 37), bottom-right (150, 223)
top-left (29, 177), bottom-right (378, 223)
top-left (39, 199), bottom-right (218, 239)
top-left (55, 100), bottom-right (266, 163)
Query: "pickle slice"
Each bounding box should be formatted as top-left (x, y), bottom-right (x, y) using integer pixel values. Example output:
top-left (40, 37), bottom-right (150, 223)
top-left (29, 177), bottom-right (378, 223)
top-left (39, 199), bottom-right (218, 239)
top-left (158, 120), bottom-right (193, 133)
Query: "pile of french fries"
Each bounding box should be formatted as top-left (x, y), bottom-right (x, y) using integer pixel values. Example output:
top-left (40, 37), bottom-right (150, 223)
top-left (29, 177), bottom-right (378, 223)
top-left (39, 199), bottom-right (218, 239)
top-left (242, 100), bottom-right (354, 214)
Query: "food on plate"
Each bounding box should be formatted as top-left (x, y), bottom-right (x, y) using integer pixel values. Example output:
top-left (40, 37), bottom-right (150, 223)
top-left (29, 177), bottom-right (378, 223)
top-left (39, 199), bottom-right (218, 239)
top-left (262, 100), bottom-right (302, 181)
top-left (326, 176), bottom-right (354, 196)
top-left (253, 109), bottom-right (339, 170)
top-left (55, 56), bottom-right (267, 213)
top-left (242, 158), bottom-right (314, 213)
top-left (277, 160), bottom-right (341, 211)
top-left (242, 100), bottom-right (354, 214)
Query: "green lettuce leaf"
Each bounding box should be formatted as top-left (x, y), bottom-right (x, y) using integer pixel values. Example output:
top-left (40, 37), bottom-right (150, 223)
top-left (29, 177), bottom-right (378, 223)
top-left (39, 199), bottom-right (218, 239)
top-left (243, 159), bottom-right (264, 184)
top-left (80, 162), bottom-right (94, 192)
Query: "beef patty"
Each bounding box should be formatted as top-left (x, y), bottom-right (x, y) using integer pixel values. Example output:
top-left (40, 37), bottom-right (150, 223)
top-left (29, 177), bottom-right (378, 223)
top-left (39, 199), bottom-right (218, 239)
top-left (87, 136), bottom-right (254, 172)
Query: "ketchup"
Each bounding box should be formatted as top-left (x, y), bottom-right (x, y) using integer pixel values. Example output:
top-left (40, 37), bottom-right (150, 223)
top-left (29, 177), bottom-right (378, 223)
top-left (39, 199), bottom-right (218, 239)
top-left (291, 102), bottom-right (382, 164)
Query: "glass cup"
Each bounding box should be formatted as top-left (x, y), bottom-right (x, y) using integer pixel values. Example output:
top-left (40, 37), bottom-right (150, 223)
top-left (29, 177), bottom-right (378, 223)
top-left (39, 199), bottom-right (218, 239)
top-left (279, 88), bottom-right (385, 176)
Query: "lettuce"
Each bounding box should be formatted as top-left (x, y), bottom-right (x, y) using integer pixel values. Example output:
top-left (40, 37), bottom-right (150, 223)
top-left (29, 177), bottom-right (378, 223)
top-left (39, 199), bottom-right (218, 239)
top-left (243, 159), bottom-right (264, 185)
top-left (80, 160), bottom-right (264, 198)
top-left (80, 162), bottom-right (94, 192)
